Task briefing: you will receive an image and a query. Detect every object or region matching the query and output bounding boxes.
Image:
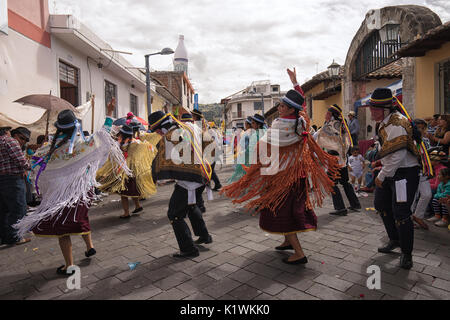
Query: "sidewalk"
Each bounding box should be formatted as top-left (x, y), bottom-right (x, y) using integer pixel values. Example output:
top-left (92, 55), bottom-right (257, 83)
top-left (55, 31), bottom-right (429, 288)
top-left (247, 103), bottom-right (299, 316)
top-left (1, 165), bottom-right (449, 300)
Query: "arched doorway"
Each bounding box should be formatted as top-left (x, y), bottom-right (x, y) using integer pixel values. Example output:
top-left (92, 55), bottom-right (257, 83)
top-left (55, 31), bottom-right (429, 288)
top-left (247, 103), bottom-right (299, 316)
top-left (343, 5), bottom-right (441, 139)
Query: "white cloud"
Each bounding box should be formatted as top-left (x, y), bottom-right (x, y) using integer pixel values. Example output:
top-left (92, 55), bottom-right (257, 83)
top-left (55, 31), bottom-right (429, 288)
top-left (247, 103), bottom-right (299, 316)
top-left (51, 0), bottom-right (449, 103)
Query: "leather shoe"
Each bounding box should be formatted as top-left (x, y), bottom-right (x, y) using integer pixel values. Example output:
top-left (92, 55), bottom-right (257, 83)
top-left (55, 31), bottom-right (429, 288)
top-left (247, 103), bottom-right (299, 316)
top-left (275, 244), bottom-right (293, 250)
top-left (282, 256), bottom-right (308, 265)
top-left (348, 206), bottom-right (361, 212)
top-left (194, 235), bottom-right (213, 244)
top-left (399, 253), bottom-right (413, 269)
top-left (56, 265), bottom-right (75, 276)
top-left (173, 249), bottom-right (200, 258)
top-left (377, 240), bottom-right (400, 253)
top-left (85, 248), bottom-right (96, 257)
top-left (329, 209), bottom-right (348, 216)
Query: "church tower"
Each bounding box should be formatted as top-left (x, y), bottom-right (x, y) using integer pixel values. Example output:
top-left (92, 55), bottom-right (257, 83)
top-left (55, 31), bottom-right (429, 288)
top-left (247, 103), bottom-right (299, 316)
top-left (173, 35), bottom-right (188, 74)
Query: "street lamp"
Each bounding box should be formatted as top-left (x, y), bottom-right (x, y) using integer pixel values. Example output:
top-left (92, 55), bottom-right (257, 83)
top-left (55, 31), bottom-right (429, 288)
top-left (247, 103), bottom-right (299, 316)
top-left (145, 47), bottom-right (174, 115)
top-left (379, 21), bottom-right (400, 44)
top-left (327, 60), bottom-right (341, 92)
top-left (327, 60), bottom-right (340, 78)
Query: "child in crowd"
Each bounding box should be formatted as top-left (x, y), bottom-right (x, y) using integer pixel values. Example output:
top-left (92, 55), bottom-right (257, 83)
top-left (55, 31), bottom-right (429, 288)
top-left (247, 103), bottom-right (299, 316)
top-left (348, 146), bottom-right (365, 192)
top-left (427, 151), bottom-right (447, 194)
top-left (429, 168), bottom-right (450, 227)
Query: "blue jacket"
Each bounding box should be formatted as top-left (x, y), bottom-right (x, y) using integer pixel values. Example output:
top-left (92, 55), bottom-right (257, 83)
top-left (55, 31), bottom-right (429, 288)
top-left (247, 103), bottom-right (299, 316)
top-left (434, 181), bottom-right (450, 200)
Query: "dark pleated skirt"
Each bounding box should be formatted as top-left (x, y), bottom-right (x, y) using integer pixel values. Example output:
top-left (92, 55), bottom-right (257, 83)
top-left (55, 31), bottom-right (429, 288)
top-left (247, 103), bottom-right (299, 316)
top-left (32, 201), bottom-right (91, 238)
top-left (119, 177), bottom-right (140, 197)
top-left (259, 179), bottom-right (317, 235)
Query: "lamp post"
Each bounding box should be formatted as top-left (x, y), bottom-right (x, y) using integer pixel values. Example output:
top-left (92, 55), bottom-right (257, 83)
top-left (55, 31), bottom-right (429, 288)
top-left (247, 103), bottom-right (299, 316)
top-left (145, 47), bottom-right (174, 116)
top-left (327, 60), bottom-right (341, 91)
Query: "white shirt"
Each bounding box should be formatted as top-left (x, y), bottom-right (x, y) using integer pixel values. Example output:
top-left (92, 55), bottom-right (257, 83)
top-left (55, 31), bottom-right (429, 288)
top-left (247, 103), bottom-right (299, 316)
top-left (348, 154), bottom-right (364, 172)
top-left (377, 112), bottom-right (419, 182)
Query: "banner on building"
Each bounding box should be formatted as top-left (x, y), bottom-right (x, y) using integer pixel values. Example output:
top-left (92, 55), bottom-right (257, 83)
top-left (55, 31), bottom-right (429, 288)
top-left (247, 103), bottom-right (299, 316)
top-left (0, 0), bottom-right (8, 35)
top-left (194, 93), bottom-right (198, 110)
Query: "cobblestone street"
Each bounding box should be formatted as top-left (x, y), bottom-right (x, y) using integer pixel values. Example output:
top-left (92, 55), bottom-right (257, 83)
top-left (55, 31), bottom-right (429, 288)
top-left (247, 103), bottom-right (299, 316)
top-left (1, 165), bottom-right (450, 300)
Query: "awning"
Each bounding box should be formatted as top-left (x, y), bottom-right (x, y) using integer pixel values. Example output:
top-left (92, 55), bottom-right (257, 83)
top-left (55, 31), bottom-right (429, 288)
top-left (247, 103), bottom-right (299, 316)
top-left (354, 80), bottom-right (402, 112)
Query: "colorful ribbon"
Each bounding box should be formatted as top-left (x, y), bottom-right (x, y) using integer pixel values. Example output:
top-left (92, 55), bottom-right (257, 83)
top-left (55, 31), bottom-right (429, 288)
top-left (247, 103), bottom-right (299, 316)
top-left (329, 105), bottom-right (353, 148)
top-left (150, 113), bottom-right (212, 181)
top-left (393, 96), bottom-right (433, 177)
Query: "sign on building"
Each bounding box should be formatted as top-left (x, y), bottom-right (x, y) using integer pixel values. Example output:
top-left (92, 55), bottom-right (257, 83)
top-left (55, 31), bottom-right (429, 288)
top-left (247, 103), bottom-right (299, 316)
top-left (0, 0), bottom-right (8, 35)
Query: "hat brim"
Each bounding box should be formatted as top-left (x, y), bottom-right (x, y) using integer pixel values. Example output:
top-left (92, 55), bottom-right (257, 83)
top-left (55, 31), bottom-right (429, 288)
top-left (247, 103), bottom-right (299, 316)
top-left (250, 116), bottom-right (265, 124)
top-left (54, 120), bottom-right (77, 129)
top-left (191, 111), bottom-right (203, 118)
top-left (281, 97), bottom-right (303, 110)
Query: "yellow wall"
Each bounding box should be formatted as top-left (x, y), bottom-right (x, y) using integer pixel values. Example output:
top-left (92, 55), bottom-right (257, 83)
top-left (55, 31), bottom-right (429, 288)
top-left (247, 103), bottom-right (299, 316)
top-left (415, 42), bottom-right (450, 118)
top-left (305, 82), bottom-right (343, 127)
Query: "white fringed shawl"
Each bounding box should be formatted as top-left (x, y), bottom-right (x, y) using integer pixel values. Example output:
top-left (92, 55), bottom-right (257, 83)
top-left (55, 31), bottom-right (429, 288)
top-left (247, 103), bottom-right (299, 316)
top-left (14, 127), bottom-right (131, 238)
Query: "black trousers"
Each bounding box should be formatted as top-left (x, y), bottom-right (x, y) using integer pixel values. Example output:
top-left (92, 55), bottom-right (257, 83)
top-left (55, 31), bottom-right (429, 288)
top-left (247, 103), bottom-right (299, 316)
top-left (211, 162), bottom-right (221, 188)
top-left (374, 166), bottom-right (420, 255)
top-left (331, 167), bottom-right (361, 210)
top-left (196, 185), bottom-right (206, 211)
top-left (168, 184), bottom-right (209, 253)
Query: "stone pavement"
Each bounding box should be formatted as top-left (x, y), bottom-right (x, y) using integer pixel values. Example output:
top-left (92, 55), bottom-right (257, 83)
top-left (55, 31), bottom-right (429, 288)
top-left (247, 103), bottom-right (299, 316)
top-left (1, 165), bottom-right (450, 300)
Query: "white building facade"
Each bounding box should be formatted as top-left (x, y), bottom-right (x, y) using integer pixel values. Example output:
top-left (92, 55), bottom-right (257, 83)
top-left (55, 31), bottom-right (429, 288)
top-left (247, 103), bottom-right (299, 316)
top-left (0, 1), bottom-right (149, 134)
top-left (223, 80), bottom-right (282, 129)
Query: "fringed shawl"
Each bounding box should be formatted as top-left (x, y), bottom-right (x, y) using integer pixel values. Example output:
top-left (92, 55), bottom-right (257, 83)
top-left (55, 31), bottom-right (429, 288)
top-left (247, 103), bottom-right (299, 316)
top-left (14, 128), bottom-right (131, 238)
top-left (221, 112), bottom-right (340, 213)
top-left (96, 133), bottom-right (159, 197)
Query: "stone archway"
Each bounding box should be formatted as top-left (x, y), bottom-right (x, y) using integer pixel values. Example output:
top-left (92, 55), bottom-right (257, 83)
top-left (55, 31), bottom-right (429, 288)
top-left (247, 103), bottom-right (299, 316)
top-left (343, 5), bottom-right (442, 117)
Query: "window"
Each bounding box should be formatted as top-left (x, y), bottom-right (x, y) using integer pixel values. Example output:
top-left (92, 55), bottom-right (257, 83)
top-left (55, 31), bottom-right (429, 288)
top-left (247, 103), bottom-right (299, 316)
top-left (105, 80), bottom-right (117, 118)
top-left (59, 60), bottom-right (79, 107)
top-left (354, 30), bottom-right (401, 79)
top-left (272, 86), bottom-right (279, 92)
top-left (237, 103), bottom-right (242, 118)
top-left (439, 59), bottom-right (450, 114)
top-left (254, 101), bottom-right (263, 111)
top-left (130, 93), bottom-right (138, 116)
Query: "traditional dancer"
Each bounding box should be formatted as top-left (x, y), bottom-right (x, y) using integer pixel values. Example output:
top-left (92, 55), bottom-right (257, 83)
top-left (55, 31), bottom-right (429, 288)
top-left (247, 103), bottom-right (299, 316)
top-left (222, 69), bottom-right (340, 264)
top-left (314, 104), bottom-right (361, 216)
top-left (192, 110), bottom-right (223, 191)
top-left (228, 117), bottom-right (254, 183)
top-left (148, 111), bottom-right (213, 258)
top-left (96, 123), bottom-right (159, 218)
top-left (370, 88), bottom-right (422, 269)
top-left (14, 100), bottom-right (130, 275)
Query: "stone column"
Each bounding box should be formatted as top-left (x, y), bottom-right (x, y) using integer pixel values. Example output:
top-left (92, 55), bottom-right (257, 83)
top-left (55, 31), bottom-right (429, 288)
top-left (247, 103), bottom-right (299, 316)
top-left (401, 57), bottom-right (416, 117)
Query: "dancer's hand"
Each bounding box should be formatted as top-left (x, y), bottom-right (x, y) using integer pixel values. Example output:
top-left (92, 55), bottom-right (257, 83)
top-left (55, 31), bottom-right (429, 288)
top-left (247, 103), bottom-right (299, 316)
top-left (287, 68), bottom-right (297, 85)
top-left (107, 97), bottom-right (115, 117)
top-left (375, 177), bottom-right (383, 188)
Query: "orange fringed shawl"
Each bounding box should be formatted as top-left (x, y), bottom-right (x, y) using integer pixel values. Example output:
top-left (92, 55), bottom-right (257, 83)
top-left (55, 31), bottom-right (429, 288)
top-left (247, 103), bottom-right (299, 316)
top-left (221, 111), bottom-right (340, 213)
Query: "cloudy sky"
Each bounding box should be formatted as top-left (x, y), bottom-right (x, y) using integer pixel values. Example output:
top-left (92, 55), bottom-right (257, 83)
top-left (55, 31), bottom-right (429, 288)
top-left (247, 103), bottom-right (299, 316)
top-left (50, 0), bottom-right (450, 103)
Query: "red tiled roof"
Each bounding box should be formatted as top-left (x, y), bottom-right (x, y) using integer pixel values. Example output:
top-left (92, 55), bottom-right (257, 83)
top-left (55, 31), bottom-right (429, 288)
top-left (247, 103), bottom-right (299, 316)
top-left (301, 66), bottom-right (344, 92)
top-left (365, 60), bottom-right (403, 79)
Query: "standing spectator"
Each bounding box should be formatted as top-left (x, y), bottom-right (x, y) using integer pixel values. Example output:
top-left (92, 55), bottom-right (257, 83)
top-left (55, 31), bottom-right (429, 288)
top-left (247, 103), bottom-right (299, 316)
top-left (348, 111), bottom-right (359, 147)
top-left (426, 115), bottom-right (450, 154)
top-left (348, 146), bottom-right (365, 191)
top-left (0, 127), bottom-right (31, 245)
top-left (430, 168), bottom-right (450, 227)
